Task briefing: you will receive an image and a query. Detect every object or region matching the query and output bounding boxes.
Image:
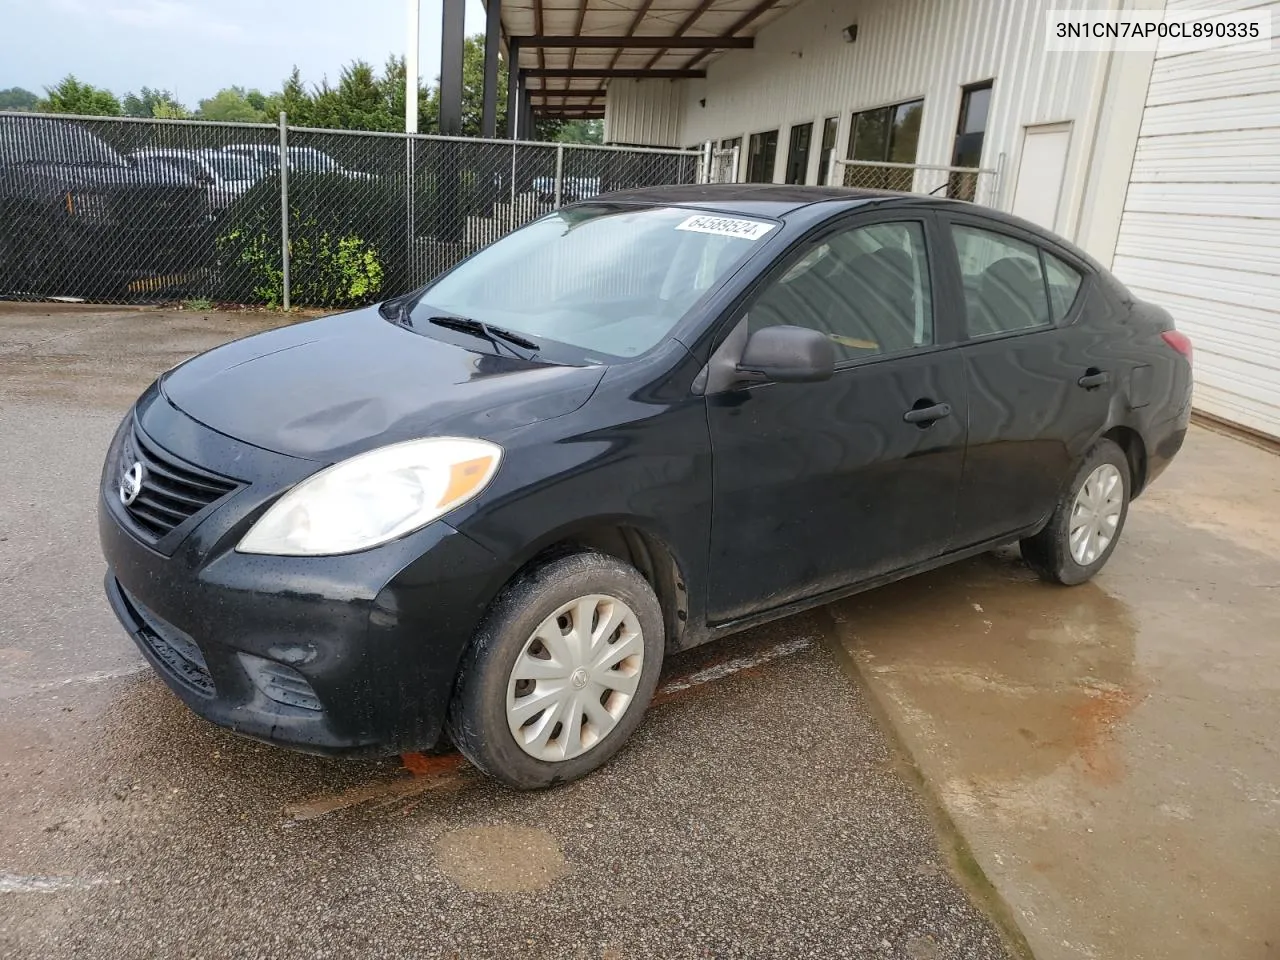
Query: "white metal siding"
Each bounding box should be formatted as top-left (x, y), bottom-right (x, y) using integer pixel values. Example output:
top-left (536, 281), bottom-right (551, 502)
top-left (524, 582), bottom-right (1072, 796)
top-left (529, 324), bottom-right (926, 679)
top-left (1112, 0), bottom-right (1280, 438)
top-left (604, 79), bottom-right (685, 147)
top-left (606, 0), bottom-right (1118, 240)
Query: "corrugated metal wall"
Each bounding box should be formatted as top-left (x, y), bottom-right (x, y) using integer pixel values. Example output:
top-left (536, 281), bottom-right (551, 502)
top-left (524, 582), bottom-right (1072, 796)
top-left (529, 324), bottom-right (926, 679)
top-left (606, 0), bottom-right (1118, 242)
top-left (1112, 0), bottom-right (1280, 438)
top-left (605, 79), bottom-right (686, 147)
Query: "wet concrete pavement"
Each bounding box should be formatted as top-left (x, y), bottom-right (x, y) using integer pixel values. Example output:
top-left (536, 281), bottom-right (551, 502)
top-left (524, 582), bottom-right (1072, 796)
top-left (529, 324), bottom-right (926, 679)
top-left (831, 431), bottom-right (1280, 959)
top-left (0, 306), bottom-right (1011, 959)
top-left (4, 305), bottom-right (1276, 960)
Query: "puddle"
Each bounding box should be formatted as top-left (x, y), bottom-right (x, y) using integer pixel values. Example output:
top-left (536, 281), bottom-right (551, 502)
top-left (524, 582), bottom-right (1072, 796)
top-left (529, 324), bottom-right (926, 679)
top-left (433, 825), bottom-right (568, 893)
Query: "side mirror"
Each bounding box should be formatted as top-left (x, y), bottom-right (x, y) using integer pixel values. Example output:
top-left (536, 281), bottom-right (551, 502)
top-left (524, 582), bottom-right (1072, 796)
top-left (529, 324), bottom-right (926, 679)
top-left (737, 325), bottom-right (835, 383)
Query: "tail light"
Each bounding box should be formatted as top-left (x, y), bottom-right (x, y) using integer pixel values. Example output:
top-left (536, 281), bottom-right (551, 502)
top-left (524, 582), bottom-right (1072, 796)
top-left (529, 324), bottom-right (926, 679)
top-left (1161, 330), bottom-right (1193, 363)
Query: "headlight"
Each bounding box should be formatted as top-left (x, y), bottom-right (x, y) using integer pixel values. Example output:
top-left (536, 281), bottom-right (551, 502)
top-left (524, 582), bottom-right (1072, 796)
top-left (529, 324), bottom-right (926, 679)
top-left (237, 437), bottom-right (501, 556)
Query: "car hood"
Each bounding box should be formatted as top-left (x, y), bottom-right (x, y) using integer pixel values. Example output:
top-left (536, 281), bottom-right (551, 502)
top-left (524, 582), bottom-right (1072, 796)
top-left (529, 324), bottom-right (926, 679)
top-left (161, 306), bottom-right (606, 462)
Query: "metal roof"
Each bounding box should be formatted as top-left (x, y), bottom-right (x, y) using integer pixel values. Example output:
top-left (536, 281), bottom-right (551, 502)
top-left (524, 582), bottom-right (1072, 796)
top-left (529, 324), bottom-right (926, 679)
top-left (494, 0), bottom-right (804, 118)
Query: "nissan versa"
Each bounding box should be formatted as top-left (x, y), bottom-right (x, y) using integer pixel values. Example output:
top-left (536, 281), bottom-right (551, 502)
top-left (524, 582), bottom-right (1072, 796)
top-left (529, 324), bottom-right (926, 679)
top-left (99, 185), bottom-right (1192, 788)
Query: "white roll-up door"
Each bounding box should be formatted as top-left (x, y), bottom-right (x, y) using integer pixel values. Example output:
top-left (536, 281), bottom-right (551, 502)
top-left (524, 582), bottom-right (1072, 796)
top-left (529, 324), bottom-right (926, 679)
top-left (1112, 1), bottom-right (1280, 439)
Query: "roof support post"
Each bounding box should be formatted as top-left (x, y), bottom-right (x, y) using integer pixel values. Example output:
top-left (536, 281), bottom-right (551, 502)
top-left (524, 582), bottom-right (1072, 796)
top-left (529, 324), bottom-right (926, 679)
top-left (481, 0), bottom-right (502, 138)
top-left (506, 41), bottom-right (522, 138)
top-left (439, 0), bottom-right (465, 135)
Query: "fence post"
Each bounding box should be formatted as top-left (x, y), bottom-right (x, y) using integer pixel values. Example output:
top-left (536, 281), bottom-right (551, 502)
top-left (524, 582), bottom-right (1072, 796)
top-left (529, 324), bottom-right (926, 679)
top-left (553, 144), bottom-right (564, 209)
top-left (278, 111), bottom-right (291, 311)
top-left (700, 140), bottom-right (713, 183)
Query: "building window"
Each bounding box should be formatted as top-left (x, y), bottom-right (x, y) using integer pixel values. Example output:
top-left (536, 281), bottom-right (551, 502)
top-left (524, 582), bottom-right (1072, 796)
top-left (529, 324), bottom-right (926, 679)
top-left (950, 81), bottom-right (993, 200)
top-left (815, 116), bottom-right (839, 185)
top-left (746, 130), bottom-right (779, 183)
top-left (785, 122), bottom-right (813, 184)
top-left (846, 99), bottom-right (923, 190)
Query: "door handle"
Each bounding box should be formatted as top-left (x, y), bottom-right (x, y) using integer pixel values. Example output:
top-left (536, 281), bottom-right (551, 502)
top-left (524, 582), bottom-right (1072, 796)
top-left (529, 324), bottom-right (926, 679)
top-left (1077, 369), bottom-right (1110, 390)
top-left (903, 401), bottom-right (952, 425)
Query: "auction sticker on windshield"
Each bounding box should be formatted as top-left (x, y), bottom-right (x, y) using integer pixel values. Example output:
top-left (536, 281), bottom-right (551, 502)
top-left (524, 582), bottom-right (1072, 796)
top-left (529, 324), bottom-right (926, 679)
top-left (676, 214), bottom-right (776, 240)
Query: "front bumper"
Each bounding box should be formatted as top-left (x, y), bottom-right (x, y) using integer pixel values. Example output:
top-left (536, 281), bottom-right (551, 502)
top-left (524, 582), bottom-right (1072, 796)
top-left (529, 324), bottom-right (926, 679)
top-left (99, 389), bottom-right (507, 755)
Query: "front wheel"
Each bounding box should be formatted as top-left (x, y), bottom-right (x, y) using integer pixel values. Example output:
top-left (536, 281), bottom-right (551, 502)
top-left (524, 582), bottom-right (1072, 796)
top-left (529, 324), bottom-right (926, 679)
top-left (1021, 439), bottom-right (1130, 585)
top-left (447, 551), bottom-right (665, 789)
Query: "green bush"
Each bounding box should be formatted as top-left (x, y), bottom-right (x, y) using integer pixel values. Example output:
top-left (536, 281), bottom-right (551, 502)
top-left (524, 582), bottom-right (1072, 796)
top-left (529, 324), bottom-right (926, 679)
top-left (215, 173), bottom-right (408, 307)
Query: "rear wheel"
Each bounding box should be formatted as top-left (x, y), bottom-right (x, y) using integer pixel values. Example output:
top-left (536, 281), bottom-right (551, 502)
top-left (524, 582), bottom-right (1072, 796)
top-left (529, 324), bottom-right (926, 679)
top-left (447, 551), bottom-right (664, 789)
top-left (1021, 438), bottom-right (1130, 585)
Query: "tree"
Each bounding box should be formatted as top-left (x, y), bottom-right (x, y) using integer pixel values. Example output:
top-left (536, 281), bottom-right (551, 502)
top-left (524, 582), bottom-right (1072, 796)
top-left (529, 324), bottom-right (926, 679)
top-left (0, 87), bottom-right (38, 111)
top-left (198, 86), bottom-right (268, 123)
top-left (123, 87), bottom-right (189, 119)
top-left (37, 75), bottom-right (121, 116)
top-left (309, 61), bottom-right (399, 132)
top-left (553, 119), bottom-right (603, 144)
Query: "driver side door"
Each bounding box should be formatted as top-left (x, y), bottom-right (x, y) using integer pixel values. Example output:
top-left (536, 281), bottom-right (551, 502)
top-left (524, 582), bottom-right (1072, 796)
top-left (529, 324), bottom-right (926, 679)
top-left (704, 213), bottom-right (968, 624)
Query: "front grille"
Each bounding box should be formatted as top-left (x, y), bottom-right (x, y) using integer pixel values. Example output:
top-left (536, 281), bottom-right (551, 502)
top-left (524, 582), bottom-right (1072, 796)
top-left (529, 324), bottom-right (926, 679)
top-left (118, 424), bottom-right (236, 542)
top-left (117, 583), bottom-right (215, 697)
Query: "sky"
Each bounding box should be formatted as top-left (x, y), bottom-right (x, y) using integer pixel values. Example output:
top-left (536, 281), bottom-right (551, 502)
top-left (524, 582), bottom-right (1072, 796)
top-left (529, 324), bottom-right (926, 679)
top-left (1, 0), bottom-right (488, 105)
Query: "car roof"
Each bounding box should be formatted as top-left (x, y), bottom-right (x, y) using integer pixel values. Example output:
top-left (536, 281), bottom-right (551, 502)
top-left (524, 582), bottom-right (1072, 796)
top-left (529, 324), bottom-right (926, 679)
top-left (594, 183), bottom-right (899, 217)
top-left (592, 183), bottom-right (1104, 270)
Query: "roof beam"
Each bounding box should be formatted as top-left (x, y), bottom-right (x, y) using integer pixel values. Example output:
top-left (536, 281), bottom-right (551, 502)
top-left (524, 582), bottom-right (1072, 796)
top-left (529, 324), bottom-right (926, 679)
top-left (515, 35), bottom-right (754, 49)
top-left (525, 68), bottom-right (707, 78)
top-left (524, 86), bottom-right (608, 97)
top-left (640, 0), bottom-right (719, 69)
top-left (607, 0), bottom-right (658, 71)
top-left (536, 111), bottom-right (605, 118)
top-left (684, 0), bottom-right (782, 68)
top-left (565, 2), bottom-right (588, 105)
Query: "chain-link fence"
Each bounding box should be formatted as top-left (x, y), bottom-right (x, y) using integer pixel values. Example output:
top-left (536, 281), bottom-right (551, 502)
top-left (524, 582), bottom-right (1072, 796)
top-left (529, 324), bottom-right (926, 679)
top-left (834, 159), bottom-right (1001, 207)
top-left (0, 112), bottom-right (701, 308)
top-left (706, 145), bottom-right (740, 184)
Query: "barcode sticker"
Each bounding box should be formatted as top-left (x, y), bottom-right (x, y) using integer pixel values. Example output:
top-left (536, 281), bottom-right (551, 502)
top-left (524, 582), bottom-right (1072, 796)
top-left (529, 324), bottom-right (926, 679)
top-left (675, 214), bottom-right (776, 240)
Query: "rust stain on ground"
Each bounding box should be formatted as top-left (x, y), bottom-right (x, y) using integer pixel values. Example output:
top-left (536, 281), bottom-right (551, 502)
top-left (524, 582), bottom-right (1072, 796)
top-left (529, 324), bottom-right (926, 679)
top-left (283, 755), bottom-right (470, 821)
top-left (400, 752), bottom-right (463, 776)
top-left (1069, 685), bottom-right (1139, 785)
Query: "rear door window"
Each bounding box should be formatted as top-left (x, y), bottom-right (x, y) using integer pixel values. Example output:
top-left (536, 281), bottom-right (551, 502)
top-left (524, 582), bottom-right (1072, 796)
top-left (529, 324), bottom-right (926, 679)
top-left (950, 224), bottom-right (1051, 337)
top-left (1043, 250), bottom-right (1084, 321)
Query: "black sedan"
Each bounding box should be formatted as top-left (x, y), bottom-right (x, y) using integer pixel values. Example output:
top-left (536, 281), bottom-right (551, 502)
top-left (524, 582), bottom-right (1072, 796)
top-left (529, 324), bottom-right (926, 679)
top-left (99, 185), bottom-right (1192, 788)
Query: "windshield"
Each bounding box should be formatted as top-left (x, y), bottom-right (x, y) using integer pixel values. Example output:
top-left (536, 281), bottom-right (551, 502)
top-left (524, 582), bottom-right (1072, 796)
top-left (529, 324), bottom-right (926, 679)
top-left (205, 154), bottom-right (258, 180)
top-left (409, 204), bottom-right (774, 361)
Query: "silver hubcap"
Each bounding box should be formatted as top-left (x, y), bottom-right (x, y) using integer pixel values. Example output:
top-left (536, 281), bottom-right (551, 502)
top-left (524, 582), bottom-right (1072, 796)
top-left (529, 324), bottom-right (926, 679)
top-left (506, 594), bottom-right (644, 762)
top-left (1069, 463), bottom-right (1124, 566)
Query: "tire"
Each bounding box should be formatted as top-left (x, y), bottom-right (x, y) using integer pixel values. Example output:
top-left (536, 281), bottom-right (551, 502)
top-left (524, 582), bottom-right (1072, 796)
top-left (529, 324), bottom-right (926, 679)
top-left (447, 551), bottom-right (665, 789)
top-left (1021, 438), bottom-right (1130, 585)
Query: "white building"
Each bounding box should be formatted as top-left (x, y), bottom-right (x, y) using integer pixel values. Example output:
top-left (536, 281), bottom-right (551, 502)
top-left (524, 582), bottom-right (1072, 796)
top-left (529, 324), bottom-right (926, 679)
top-left (497, 0), bottom-right (1279, 439)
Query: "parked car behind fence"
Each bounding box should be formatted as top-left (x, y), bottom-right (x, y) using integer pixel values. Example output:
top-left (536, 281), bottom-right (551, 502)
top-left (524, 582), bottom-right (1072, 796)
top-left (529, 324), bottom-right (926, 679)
top-left (0, 113), bottom-right (703, 306)
top-left (0, 114), bottom-right (211, 300)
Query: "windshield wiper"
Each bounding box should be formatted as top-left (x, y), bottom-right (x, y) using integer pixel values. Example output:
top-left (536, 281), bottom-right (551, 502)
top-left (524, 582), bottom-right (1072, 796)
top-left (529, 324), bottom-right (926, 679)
top-left (427, 315), bottom-right (540, 356)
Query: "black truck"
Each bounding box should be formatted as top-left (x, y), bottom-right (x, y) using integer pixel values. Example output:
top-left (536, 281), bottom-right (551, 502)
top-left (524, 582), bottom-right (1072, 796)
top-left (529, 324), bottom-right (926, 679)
top-left (0, 114), bottom-right (210, 300)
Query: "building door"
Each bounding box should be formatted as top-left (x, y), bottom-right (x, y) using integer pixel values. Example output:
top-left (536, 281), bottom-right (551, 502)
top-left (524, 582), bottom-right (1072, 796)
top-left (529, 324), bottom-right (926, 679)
top-left (1111, 1), bottom-right (1280, 439)
top-left (785, 122), bottom-right (813, 184)
top-left (1011, 123), bottom-right (1072, 230)
top-left (746, 129), bottom-right (779, 183)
